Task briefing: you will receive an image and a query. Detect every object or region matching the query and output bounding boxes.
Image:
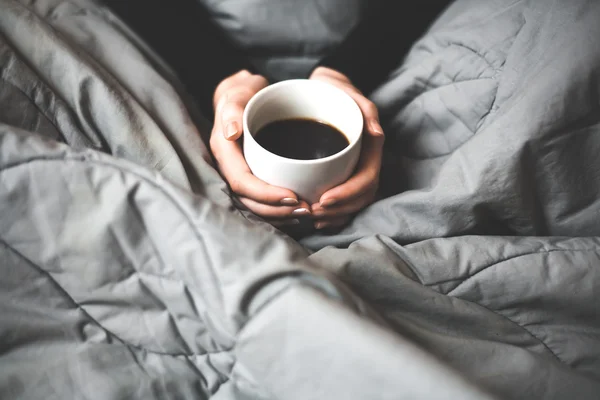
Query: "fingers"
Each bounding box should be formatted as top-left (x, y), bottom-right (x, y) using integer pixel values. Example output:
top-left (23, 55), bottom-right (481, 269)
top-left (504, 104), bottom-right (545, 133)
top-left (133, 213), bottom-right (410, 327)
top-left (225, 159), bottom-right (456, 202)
top-left (317, 133), bottom-right (383, 207)
top-left (308, 132), bottom-right (383, 231)
top-left (239, 197), bottom-right (311, 219)
top-left (347, 92), bottom-right (384, 138)
top-left (219, 96), bottom-right (245, 140)
top-left (311, 188), bottom-right (376, 231)
top-left (310, 67), bottom-right (384, 138)
top-left (210, 70), bottom-right (312, 221)
top-left (312, 189), bottom-right (376, 219)
top-left (210, 70), bottom-right (306, 218)
top-left (314, 216), bottom-right (351, 231)
top-left (211, 68), bottom-right (384, 231)
top-left (227, 171), bottom-right (298, 205)
top-left (214, 72), bottom-right (268, 141)
top-left (212, 138), bottom-right (298, 205)
top-left (304, 67), bottom-right (384, 231)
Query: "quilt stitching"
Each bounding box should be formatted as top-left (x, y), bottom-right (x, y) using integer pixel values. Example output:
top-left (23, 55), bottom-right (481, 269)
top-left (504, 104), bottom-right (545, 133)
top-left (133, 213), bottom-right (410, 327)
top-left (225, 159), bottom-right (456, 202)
top-left (464, 296), bottom-right (566, 366)
top-left (0, 74), bottom-right (66, 143)
top-left (3, 153), bottom-right (235, 315)
top-left (0, 155), bottom-right (244, 354)
top-left (0, 236), bottom-right (235, 359)
top-left (445, 247), bottom-right (600, 295)
top-left (445, 247), bottom-right (600, 366)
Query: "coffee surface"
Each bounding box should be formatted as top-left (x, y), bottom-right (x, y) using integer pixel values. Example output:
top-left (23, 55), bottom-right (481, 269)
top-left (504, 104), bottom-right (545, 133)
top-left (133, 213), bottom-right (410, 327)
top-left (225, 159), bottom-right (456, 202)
top-left (254, 118), bottom-right (349, 160)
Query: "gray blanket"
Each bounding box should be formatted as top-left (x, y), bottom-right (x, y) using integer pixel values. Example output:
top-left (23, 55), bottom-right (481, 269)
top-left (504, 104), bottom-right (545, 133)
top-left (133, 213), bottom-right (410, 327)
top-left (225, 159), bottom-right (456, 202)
top-left (1, 0), bottom-right (600, 399)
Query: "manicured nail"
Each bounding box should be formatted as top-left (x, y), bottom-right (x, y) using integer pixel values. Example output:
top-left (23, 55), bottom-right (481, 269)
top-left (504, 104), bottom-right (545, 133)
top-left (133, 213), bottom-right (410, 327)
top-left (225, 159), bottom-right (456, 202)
top-left (312, 209), bottom-right (326, 217)
top-left (314, 221), bottom-right (327, 230)
top-left (320, 198), bottom-right (337, 208)
top-left (225, 121), bottom-right (239, 139)
top-left (292, 208), bottom-right (310, 216)
top-left (369, 119), bottom-right (384, 136)
top-left (281, 198), bottom-right (299, 206)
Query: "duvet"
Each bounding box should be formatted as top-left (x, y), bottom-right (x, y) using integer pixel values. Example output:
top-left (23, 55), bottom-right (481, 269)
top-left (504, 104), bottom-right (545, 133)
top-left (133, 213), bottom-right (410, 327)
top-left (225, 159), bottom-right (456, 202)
top-left (1, 0), bottom-right (600, 399)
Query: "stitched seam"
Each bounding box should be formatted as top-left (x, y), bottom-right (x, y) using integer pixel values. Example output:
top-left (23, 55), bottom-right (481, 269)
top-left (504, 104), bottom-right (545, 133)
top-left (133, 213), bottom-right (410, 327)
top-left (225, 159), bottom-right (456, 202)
top-left (427, 247), bottom-right (599, 289)
top-left (0, 236), bottom-right (234, 358)
top-left (395, 75), bottom-right (497, 161)
top-left (2, 153), bottom-right (234, 318)
top-left (446, 248), bottom-right (600, 295)
top-left (462, 295), bottom-right (566, 365)
top-left (413, 75), bottom-right (495, 92)
top-left (448, 42), bottom-right (499, 74)
top-left (0, 76), bottom-right (67, 143)
top-left (443, 247), bottom-right (600, 367)
top-left (0, 33), bottom-right (69, 142)
top-left (475, 84), bottom-right (499, 131)
top-left (0, 155), bottom-right (243, 353)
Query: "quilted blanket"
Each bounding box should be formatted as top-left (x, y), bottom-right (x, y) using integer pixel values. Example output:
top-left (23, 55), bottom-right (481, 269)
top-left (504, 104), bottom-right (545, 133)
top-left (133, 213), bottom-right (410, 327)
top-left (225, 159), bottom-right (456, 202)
top-left (1, 0), bottom-right (600, 399)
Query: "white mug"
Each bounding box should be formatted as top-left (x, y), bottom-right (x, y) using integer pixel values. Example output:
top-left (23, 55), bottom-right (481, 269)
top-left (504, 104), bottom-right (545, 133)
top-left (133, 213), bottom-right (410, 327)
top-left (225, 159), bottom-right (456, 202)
top-left (243, 79), bottom-right (363, 204)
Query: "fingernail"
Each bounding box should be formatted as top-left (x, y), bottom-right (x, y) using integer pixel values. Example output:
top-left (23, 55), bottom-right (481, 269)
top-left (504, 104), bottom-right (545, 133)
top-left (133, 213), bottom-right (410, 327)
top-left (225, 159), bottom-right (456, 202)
top-left (281, 198), bottom-right (299, 206)
top-left (320, 198), bottom-right (337, 208)
top-left (312, 209), bottom-right (326, 217)
top-left (286, 219), bottom-right (301, 226)
top-left (292, 208), bottom-right (310, 216)
top-left (315, 221), bottom-right (328, 230)
top-left (225, 121), bottom-right (239, 139)
top-left (369, 119), bottom-right (384, 136)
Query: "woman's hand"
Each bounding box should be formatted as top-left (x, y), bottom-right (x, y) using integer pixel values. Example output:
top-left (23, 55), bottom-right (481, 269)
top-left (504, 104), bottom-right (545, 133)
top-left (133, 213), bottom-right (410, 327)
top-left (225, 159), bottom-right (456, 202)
top-left (308, 66), bottom-right (384, 230)
top-left (210, 70), bottom-right (312, 227)
top-left (210, 68), bottom-right (384, 231)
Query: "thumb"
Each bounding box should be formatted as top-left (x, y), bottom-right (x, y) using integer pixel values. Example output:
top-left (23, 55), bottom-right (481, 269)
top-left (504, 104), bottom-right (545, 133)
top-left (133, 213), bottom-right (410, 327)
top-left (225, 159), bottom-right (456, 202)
top-left (347, 92), bottom-right (384, 138)
top-left (219, 96), bottom-right (246, 141)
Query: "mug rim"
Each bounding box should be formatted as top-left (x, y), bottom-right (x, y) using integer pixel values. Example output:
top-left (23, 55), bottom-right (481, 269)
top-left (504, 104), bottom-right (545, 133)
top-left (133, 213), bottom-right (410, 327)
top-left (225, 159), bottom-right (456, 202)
top-left (242, 79), bottom-right (363, 165)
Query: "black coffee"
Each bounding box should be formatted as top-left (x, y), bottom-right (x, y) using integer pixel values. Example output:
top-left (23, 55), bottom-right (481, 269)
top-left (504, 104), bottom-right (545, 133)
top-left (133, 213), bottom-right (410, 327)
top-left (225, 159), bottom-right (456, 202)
top-left (254, 118), bottom-right (349, 160)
